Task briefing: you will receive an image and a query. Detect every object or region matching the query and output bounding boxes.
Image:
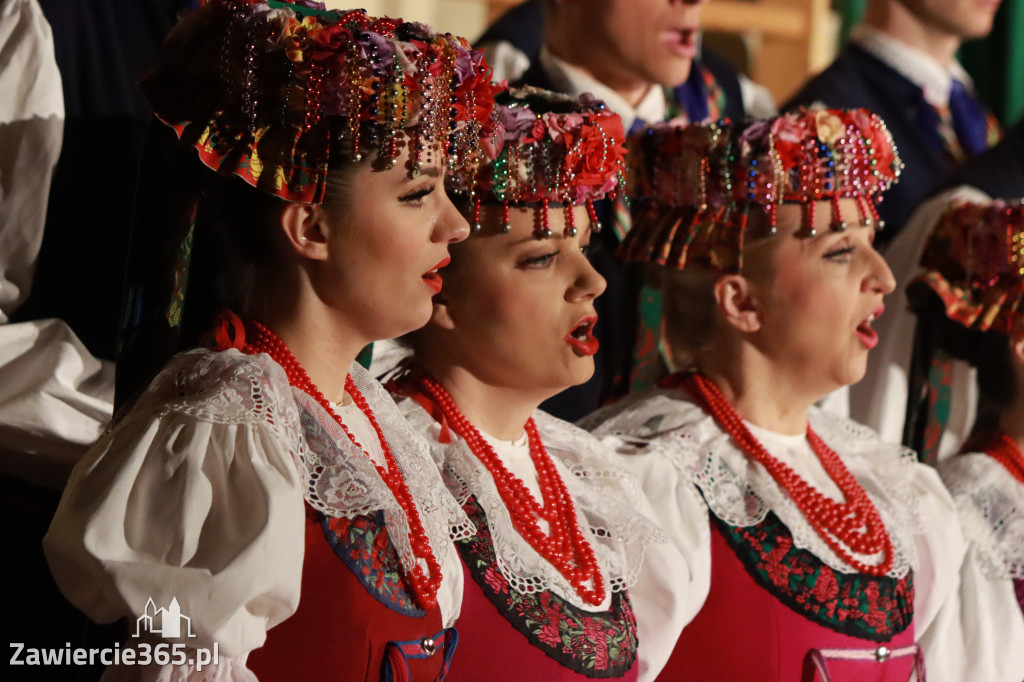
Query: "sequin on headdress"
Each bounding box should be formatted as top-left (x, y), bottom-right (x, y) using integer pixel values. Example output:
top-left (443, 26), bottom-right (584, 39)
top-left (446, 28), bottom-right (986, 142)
top-left (140, 0), bottom-right (502, 203)
top-left (913, 199), bottom-right (1024, 334)
top-left (447, 86), bottom-right (627, 238)
top-left (620, 109), bottom-right (903, 272)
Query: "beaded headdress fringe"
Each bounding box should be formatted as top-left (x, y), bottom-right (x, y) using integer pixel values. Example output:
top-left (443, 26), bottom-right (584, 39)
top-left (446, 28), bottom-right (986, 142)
top-left (621, 109), bottom-right (903, 272)
top-left (447, 87), bottom-right (627, 238)
top-left (913, 198), bottom-right (1024, 334)
top-left (141, 0), bottom-right (501, 204)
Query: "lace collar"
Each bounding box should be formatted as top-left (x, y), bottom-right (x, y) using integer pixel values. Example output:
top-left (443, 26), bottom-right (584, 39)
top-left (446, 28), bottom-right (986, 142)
top-left (940, 453), bottom-right (1024, 580)
top-left (160, 349), bottom-right (474, 580)
top-left (398, 397), bottom-right (665, 610)
top-left (584, 386), bottom-right (922, 578)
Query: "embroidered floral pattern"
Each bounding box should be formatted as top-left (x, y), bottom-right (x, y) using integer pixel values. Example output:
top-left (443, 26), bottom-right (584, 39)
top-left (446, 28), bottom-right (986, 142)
top-left (459, 499), bottom-right (637, 678)
top-left (321, 510), bottom-right (425, 617)
top-left (714, 512), bottom-right (914, 642)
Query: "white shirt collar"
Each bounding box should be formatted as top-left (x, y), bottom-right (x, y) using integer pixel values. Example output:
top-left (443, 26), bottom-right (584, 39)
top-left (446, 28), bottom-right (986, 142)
top-left (850, 25), bottom-right (973, 109)
top-left (537, 46), bottom-right (668, 130)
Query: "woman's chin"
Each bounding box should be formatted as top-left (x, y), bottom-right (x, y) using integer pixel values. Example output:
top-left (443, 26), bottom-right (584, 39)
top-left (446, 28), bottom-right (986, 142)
top-left (391, 304), bottom-right (435, 338)
top-left (568, 358), bottom-right (596, 387)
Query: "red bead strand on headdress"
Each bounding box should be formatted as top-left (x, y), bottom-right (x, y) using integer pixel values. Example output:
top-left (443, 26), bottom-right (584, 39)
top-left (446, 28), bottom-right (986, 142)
top-left (241, 320), bottom-right (444, 610)
top-left (982, 432), bottom-right (1024, 486)
top-left (415, 373), bottom-right (607, 606)
top-left (586, 200), bottom-right (600, 233)
top-left (673, 372), bottom-right (895, 576)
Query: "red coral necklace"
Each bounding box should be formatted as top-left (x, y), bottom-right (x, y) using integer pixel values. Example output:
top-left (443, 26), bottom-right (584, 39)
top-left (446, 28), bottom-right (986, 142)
top-left (670, 371), bottom-right (894, 577)
top-left (414, 373), bottom-right (607, 606)
top-left (233, 317), bottom-right (443, 611)
top-left (982, 433), bottom-right (1024, 486)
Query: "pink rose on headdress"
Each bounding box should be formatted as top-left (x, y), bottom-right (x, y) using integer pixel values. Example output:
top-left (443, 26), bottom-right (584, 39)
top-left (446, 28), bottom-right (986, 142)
top-left (480, 126), bottom-right (504, 160)
top-left (453, 49), bottom-right (475, 88)
top-left (541, 111), bottom-right (584, 144)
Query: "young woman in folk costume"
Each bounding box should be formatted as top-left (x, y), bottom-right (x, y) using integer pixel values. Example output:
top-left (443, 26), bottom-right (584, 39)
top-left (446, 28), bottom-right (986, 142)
top-left (385, 87), bottom-right (673, 681)
top-left (43, 2), bottom-right (501, 680)
top-left (583, 110), bottom-right (966, 681)
top-left (903, 200), bottom-right (1024, 681)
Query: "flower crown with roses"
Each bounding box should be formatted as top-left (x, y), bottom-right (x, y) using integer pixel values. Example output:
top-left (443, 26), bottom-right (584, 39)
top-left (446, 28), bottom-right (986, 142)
top-left (913, 199), bottom-right (1024, 335)
top-left (140, 0), bottom-right (503, 204)
top-left (447, 86), bottom-right (627, 238)
top-left (620, 109), bottom-right (902, 272)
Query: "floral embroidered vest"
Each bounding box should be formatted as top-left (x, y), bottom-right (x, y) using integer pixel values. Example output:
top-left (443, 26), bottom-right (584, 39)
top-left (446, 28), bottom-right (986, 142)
top-left (246, 505), bottom-right (455, 681)
top-left (443, 498), bottom-right (638, 681)
top-left (658, 512), bottom-right (919, 682)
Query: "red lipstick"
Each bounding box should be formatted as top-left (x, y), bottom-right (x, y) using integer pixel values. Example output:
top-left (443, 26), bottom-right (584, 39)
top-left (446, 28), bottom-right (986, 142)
top-left (856, 305), bottom-right (884, 350)
top-left (565, 315), bottom-right (599, 357)
top-left (422, 255), bottom-right (450, 294)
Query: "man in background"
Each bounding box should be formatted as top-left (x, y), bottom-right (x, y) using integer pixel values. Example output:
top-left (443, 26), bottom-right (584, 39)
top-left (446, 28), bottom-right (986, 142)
top-left (787, 0), bottom-right (1002, 249)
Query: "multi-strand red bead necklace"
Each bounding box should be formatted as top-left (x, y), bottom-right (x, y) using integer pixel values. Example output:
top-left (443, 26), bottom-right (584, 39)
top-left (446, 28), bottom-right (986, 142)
top-left (981, 433), bottom-right (1024, 486)
top-left (228, 317), bottom-right (443, 611)
top-left (414, 373), bottom-right (607, 607)
top-left (669, 372), bottom-right (894, 577)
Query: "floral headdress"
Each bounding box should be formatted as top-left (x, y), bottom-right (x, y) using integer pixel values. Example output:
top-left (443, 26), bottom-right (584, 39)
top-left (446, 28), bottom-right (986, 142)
top-left (140, 0), bottom-right (502, 203)
top-left (913, 199), bottom-right (1024, 334)
top-left (447, 86), bottom-right (627, 238)
top-left (621, 108), bottom-right (902, 271)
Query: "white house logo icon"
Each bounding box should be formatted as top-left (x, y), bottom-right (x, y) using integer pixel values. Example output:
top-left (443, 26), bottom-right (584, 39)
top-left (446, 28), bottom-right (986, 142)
top-left (133, 597), bottom-right (197, 639)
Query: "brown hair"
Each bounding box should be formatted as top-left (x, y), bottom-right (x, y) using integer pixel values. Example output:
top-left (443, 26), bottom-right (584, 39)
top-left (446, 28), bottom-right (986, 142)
top-left (652, 204), bottom-right (779, 369)
top-left (190, 140), bottom-right (366, 329)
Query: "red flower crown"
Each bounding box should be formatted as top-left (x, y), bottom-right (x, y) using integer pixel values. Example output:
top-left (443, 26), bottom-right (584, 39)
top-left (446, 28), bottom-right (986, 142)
top-left (448, 86), bottom-right (627, 237)
top-left (142, 0), bottom-right (502, 203)
top-left (914, 198), bottom-right (1024, 334)
top-left (620, 109), bottom-right (902, 271)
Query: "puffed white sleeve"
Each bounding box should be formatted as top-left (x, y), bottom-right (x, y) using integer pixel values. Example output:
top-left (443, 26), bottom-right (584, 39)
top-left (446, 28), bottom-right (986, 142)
top-left (598, 435), bottom-right (711, 682)
top-left (902, 462), bottom-right (967, 653)
top-left (916, 455), bottom-right (1024, 682)
top-left (917, 542), bottom-right (1024, 682)
top-left (43, 401), bottom-right (306, 680)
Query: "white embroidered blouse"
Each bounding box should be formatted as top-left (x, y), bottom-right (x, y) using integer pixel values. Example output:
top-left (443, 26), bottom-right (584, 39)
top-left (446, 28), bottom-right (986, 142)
top-left (44, 349), bottom-right (470, 681)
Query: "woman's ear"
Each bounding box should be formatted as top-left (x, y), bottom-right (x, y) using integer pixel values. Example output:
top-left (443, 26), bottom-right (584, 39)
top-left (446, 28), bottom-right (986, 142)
top-left (713, 274), bottom-right (762, 334)
top-left (279, 203), bottom-right (329, 260)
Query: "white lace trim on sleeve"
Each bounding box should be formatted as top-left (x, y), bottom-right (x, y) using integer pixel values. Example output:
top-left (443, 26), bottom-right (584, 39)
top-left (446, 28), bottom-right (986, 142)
top-left (940, 453), bottom-right (1024, 580)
